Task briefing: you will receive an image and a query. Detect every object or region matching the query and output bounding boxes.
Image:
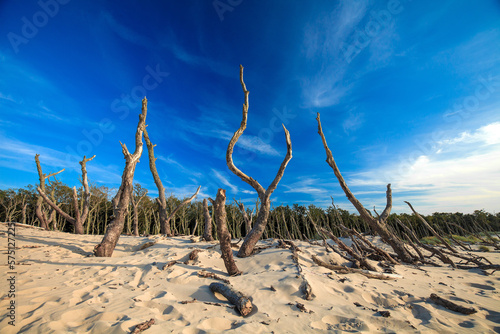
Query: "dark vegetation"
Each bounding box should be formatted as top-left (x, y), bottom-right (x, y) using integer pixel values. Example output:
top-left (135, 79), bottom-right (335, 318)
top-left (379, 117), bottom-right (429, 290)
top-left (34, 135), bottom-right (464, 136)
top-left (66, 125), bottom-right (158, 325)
top-left (1, 183), bottom-right (498, 242)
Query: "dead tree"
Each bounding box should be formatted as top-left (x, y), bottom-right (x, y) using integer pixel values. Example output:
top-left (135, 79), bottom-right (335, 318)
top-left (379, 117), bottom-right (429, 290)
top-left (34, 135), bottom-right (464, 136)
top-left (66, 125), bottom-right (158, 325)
top-left (227, 65), bottom-right (293, 258)
top-left (203, 198), bottom-right (214, 241)
top-left (34, 154), bottom-right (65, 230)
top-left (37, 155), bottom-right (95, 234)
top-left (143, 128), bottom-right (200, 236)
top-left (214, 189), bottom-right (241, 276)
top-left (316, 113), bottom-right (414, 263)
top-left (234, 199), bottom-right (254, 236)
top-left (94, 98), bottom-right (148, 257)
top-left (131, 186), bottom-right (148, 236)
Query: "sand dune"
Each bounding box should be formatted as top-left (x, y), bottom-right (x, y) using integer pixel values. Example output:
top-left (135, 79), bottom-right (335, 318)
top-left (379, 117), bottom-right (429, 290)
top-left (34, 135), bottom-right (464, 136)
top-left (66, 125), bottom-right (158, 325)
top-left (1, 223), bottom-right (499, 333)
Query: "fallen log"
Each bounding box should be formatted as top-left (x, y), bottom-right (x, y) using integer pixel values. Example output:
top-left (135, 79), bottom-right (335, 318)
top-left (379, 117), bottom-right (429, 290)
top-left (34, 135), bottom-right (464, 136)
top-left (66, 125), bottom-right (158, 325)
top-left (430, 293), bottom-right (477, 315)
top-left (209, 282), bottom-right (253, 316)
top-left (312, 255), bottom-right (397, 280)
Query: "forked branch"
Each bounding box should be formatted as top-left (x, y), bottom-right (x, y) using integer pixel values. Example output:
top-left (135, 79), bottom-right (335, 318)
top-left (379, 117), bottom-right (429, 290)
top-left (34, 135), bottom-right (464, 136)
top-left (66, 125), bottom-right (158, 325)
top-left (226, 65), bottom-right (293, 258)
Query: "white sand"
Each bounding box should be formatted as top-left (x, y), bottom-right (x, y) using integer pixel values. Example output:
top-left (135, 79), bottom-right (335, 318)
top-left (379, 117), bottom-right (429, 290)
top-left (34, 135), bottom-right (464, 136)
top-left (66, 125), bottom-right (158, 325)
top-left (1, 223), bottom-right (499, 333)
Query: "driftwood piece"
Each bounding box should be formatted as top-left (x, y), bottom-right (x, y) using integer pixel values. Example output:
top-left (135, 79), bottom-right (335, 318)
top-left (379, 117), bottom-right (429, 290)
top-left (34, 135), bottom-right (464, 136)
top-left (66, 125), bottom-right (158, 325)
top-left (185, 249), bottom-right (203, 264)
top-left (209, 282), bottom-right (253, 316)
top-left (340, 224), bottom-right (399, 265)
top-left (198, 270), bottom-right (231, 284)
top-left (429, 293), bottom-right (477, 315)
top-left (312, 255), bottom-right (395, 280)
top-left (139, 240), bottom-right (157, 250)
top-left (162, 260), bottom-right (179, 270)
top-left (288, 302), bottom-right (313, 313)
top-left (132, 318), bottom-right (155, 334)
top-left (319, 227), bottom-right (379, 272)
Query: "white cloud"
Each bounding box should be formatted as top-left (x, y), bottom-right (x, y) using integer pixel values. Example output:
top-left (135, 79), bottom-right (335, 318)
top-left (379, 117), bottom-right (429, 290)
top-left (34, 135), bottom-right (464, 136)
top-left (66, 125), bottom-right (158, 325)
top-left (346, 122), bottom-right (500, 213)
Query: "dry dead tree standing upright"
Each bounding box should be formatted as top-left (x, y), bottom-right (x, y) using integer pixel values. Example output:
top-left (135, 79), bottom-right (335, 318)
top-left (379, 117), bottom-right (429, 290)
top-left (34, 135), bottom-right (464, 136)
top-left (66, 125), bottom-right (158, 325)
top-left (131, 187), bottom-right (148, 236)
top-left (203, 198), bottom-right (214, 241)
top-left (94, 98), bottom-right (148, 257)
top-left (213, 189), bottom-right (241, 276)
top-left (316, 113), bottom-right (414, 263)
top-left (227, 65), bottom-right (293, 258)
top-left (34, 154), bottom-right (65, 230)
top-left (234, 198), bottom-right (254, 236)
top-left (37, 155), bottom-right (96, 234)
top-left (143, 128), bottom-right (200, 236)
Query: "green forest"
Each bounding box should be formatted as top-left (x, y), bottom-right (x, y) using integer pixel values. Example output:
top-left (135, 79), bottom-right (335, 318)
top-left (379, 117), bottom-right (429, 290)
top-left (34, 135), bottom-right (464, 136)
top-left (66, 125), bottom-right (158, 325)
top-left (1, 180), bottom-right (498, 242)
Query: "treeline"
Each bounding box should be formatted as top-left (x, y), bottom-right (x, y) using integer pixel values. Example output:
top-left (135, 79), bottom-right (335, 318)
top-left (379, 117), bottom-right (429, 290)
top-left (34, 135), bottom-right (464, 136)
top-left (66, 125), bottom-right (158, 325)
top-left (1, 182), bottom-right (499, 241)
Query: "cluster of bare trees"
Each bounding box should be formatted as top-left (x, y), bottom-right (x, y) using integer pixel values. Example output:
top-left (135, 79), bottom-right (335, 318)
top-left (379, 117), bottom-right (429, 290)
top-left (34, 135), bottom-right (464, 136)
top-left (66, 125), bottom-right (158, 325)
top-left (3, 65), bottom-right (499, 268)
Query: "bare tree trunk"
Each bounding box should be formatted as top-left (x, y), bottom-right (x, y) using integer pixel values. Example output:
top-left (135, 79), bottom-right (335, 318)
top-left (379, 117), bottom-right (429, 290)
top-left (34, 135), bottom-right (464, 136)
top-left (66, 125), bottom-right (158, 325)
top-left (36, 155), bottom-right (95, 234)
top-left (234, 199), bottom-right (253, 236)
top-left (34, 154), bottom-right (64, 230)
top-left (143, 128), bottom-right (200, 236)
top-left (131, 191), bottom-right (147, 236)
top-left (203, 198), bottom-right (214, 241)
top-left (316, 113), bottom-right (414, 263)
top-left (214, 189), bottom-right (241, 276)
top-left (226, 65), bottom-right (293, 258)
top-left (94, 98), bottom-right (148, 257)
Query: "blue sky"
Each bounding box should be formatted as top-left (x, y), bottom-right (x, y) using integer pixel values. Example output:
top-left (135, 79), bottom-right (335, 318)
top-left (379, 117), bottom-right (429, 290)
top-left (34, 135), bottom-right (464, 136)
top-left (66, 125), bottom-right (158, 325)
top-left (0, 0), bottom-right (499, 215)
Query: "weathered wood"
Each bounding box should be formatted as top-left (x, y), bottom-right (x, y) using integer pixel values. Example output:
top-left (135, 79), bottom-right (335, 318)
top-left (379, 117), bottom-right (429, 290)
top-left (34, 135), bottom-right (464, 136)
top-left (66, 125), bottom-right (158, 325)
top-left (316, 113), bottom-right (415, 264)
top-left (209, 282), bottom-right (253, 316)
top-left (203, 198), bottom-right (214, 241)
top-left (405, 201), bottom-right (457, 254)
top-left (430, 293), bottom-right (477, 315)
top-left (36, 155), bottom-right (95, 234)
top-left (34, 154), bottom-right (65, 230)
top-left (132, 318), bottom-right (155, 334)
top-left (312, 255), bottom-right (395, 280)
top-left (319, 227), bottom-right (379, 272)
top-left (214, 189), bottom-right (241, 276)
top-left (94, 98), bottom-right (148, 257)
top-left (340, 224), bottom-right (399, 265)
top-left (226, 65), bottom-right (293, 258)
top-left (198, 270), bottom-right (231, 284)
top-left (234, 199), bottom-right (253, 236)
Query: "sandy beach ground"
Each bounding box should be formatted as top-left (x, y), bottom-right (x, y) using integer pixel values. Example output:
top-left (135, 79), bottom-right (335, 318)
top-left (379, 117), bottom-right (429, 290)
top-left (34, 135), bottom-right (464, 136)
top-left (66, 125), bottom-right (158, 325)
top-left (1, 222), bottom-right (499, 333)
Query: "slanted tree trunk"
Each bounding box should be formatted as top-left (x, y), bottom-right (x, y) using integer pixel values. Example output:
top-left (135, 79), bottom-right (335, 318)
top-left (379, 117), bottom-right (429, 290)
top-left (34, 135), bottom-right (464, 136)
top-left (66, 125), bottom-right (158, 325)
top-left (36, 155), bottom-right (95, 234)
top-left (316, 113), bottom-right (415, 263)
top-left (226, 65), bottom-right (293, 258)
top-left (143, 127), bottom-right (200, 236)
top-left (34, 154), bottom-right (65, 230)
top-left (213, 189), bottom-right (241, 276)
top-left (203, 198), bottom-right (214, 241)
top-left (94, 98), bottom-right (148, 257)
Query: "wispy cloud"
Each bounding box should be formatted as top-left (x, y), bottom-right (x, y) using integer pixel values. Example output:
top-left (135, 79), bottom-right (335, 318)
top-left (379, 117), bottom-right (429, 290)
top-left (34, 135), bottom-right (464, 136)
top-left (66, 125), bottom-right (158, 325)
top-left (211, 168), bottom-right (239, 194)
